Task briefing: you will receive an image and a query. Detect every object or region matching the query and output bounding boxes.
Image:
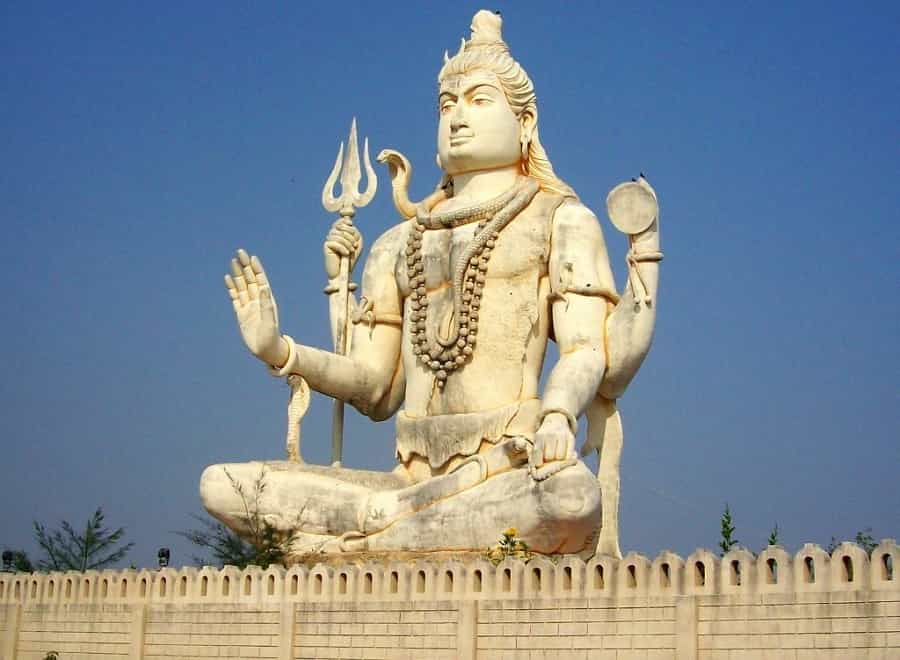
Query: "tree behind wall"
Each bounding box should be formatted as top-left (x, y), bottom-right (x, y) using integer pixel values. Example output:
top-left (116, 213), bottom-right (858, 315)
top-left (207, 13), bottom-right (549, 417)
top-left (719, 504), bottom-right (739, 556)
top-left (827, 528), bottom-right (878, 555)
top-left (1, 548), bottom-right (34, 572)
top-left (175, 512), bottom-right (300, 569)
top-left (33, 507), bottom-right (134, 571)
top-left (767, 523), bottom-right (780, 547)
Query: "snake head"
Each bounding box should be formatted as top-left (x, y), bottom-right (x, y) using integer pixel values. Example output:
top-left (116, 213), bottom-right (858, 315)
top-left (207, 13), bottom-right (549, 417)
top-left (377, 148), bottom-right (411, 181)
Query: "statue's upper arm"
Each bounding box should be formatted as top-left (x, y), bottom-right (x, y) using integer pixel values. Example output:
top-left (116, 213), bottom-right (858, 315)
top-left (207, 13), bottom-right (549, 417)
top-left (349, 223), bottom-right (405, 380)
top-left (549, 200), bottom-right (617, 351)
top-left (359, 223), bottom-right (404, 314)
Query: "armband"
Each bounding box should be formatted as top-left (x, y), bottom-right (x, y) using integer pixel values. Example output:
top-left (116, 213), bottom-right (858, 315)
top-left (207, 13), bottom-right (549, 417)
top-left (550, 261), bottom-right (621, 305)
top-left (351, 296), bottom-right (403, 329)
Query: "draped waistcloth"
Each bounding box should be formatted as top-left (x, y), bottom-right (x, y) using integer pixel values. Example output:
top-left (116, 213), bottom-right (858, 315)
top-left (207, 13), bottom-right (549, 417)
top-left (395, 399), bottom-right (541, 470)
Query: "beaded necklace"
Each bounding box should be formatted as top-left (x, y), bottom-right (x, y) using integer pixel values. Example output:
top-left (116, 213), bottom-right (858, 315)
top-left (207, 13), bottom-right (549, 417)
top-left (405, 177), bottom-right (540, 387)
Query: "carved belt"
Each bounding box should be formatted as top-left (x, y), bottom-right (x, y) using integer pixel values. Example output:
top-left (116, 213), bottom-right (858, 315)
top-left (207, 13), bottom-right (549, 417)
top-left (395, 398), bottom-right (540, 470)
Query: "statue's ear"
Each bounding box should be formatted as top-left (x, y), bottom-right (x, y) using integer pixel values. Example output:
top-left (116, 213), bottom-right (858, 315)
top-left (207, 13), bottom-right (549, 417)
top-left (520, 109), bottom-right (537, 143)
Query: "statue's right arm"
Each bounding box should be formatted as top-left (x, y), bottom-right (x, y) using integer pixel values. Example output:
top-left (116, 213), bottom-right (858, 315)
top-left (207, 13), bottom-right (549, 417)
top-left (231, 226), bottom-right (404, 418)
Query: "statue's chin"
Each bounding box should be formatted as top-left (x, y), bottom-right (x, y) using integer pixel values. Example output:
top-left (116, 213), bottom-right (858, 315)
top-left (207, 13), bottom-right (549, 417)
top-left (438, 144), bottom-right (521, 177)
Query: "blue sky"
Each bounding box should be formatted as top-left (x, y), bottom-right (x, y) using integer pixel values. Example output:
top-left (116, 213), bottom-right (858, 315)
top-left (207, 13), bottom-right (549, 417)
top-left (1, 1), bottom-right (897, 568)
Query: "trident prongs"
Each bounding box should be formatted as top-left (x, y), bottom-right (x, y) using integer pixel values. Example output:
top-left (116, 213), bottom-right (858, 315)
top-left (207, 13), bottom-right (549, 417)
top-left (322, 118), bottom-right (377, 216)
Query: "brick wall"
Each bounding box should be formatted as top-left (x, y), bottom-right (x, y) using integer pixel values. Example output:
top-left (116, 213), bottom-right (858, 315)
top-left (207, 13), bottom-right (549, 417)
top-left (477, 598), bottom-right (678, 659)
top-left (0, 540), bottom-right (897, 660)
top-left (696, 592), bottom-right (900, 660)
top-left (294, 601), bottom-right (458, 659)
top-left (16, 605), bottom-right (130, 659)
top-left (144, 605), bottom-right (280, 659)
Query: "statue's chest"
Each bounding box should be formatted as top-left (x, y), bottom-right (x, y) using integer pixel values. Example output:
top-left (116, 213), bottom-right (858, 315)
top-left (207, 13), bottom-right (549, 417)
top-left (396, 209), bottom-right (550, 296)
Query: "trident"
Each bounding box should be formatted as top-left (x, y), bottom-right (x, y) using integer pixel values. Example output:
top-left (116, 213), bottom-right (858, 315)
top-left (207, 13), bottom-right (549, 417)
top-left (321, 118), bottom-right (377, 466)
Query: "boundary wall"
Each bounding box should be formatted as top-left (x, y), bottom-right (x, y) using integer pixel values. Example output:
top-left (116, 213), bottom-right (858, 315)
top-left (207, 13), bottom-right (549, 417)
top-left (1, 541), bottom-right (897, 660)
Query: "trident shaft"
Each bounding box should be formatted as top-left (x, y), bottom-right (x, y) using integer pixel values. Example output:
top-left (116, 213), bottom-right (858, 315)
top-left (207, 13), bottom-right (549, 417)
top-left (321, 118), bottom-right (377, 466)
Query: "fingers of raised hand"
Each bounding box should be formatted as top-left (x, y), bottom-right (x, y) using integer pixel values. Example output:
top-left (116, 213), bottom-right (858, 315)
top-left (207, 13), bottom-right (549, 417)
top-left (230, 258), bottom-right (250, 305)
top-left (258, 285), bottom-right (276, 321)
top-left (224, 274), bottom-right (240, 312)
top-left (229, 249), bottom-right (275, 307)
top-left (250, 255), bottom-right (270, 289)
top-left (232, 249), bottom-right (259, 299)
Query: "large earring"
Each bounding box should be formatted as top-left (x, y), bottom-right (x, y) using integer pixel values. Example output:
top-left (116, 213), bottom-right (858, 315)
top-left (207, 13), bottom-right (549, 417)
top-left (520, 135), bottom-right (530, 162)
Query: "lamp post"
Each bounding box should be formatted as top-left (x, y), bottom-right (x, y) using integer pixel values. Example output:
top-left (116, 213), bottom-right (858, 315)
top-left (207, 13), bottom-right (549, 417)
top-left (157, 547), bottom-right (170, 570)
top-left (1, 550), bottom-right (12, 572)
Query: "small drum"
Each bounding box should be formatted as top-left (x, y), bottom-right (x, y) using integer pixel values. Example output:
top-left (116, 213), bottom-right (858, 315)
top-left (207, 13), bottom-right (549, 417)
top-left (606, 180), bottom-right (658, 235)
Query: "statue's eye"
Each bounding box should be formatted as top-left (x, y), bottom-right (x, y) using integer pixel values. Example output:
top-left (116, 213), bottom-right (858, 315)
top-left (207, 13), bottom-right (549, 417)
top-left (440, 100), bottom-right (456, 115)
top-left (472, 96), bottom-right (492, 106)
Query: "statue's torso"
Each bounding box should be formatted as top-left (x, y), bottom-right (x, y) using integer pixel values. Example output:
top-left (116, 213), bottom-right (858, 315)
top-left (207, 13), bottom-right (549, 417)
top-left (395, 191), bottom-right (564, 423)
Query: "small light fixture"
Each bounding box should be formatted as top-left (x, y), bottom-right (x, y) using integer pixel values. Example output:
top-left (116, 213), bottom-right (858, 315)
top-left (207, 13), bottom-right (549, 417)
top-left (157, 547), bottom-right (170, 569)
top-left (1, 550), bottom-right (13, 572)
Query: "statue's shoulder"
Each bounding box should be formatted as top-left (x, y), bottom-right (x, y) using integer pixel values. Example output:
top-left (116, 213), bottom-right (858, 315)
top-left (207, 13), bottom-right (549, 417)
top-left (548, 196), bottom-right (609, 256)
top-left (526, 190), bottom-right (600, 231)
top-left (362, 220), bottom-right (410, 270)
top-left (371, 219), bottom-right (411, 249)
top-left (552, 196), bottom-right (602, 229)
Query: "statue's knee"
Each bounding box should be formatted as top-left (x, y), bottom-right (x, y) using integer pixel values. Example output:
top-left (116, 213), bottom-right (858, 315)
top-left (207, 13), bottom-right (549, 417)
top-left (540, 463), bottom-right (601, 523)
top-left (199, 464), bottom-right (225, 513)
top-left (199, 463), bottom-right (256, 516)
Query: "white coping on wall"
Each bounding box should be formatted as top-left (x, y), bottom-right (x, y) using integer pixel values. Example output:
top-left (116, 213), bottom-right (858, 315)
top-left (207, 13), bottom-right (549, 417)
top-left (0, 540), bottom-right (896, 607)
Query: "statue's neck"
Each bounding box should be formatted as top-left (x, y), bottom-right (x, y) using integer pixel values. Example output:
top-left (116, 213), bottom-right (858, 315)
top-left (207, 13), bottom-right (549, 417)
top-left (449, 166), bottom-right (521, 206)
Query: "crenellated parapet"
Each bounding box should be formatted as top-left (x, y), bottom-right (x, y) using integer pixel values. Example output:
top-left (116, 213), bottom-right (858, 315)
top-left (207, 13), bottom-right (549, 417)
top-left (2, 540), bottom-right (896, 607)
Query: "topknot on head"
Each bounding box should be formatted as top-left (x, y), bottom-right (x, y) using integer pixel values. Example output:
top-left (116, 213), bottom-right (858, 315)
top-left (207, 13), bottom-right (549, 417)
top-left (469, 10), bottom-right (506, 51)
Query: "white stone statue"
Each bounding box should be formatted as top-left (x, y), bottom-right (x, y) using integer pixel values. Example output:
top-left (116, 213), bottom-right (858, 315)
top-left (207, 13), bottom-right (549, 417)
top-left (202, 10), bottom-right (662, 559)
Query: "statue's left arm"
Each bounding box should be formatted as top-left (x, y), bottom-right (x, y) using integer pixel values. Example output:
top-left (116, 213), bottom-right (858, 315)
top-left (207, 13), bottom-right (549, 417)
top-left (531, 199), bottom-right (616, 468)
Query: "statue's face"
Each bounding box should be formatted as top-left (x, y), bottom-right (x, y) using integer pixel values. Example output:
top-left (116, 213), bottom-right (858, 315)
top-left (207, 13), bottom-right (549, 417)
top-left (437, 70), bottom-right (523, 176)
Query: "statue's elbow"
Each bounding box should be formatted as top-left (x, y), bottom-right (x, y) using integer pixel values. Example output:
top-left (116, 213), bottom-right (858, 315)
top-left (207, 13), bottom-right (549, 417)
top-left (351, 380), bottom-right (391, 421)
top-left (357, 396), bottom-right (397, 422)
top-left (600, 345), bottom-right (652, 399)
top-left (367, 408), bottom-right (393, 423)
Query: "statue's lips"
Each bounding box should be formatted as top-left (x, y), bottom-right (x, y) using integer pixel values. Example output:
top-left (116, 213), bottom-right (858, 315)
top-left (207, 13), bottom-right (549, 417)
top-left (449, 134), bottom-right (474, 146)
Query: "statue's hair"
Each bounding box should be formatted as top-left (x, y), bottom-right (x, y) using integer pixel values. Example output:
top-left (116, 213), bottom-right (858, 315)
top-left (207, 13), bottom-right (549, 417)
top-left (438, 11), bottom-right (576, 199)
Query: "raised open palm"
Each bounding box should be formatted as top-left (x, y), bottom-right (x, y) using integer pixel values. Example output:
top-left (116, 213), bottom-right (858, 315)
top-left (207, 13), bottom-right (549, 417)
top-left (224, 249), bottom-right (283, 366)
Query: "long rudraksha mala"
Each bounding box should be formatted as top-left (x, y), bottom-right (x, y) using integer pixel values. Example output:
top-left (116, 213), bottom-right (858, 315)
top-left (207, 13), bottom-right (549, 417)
top-left (405, 177), bottom-right (540, 387)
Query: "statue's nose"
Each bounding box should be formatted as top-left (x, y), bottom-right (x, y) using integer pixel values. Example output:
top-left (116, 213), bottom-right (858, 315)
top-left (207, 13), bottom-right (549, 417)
top-left (450, 105), bottom-right (468, 131)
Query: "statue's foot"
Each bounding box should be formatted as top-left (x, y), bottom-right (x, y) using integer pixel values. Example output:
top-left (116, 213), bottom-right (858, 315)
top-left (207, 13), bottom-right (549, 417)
top-left (361, 460), bottom-right (601, 555)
